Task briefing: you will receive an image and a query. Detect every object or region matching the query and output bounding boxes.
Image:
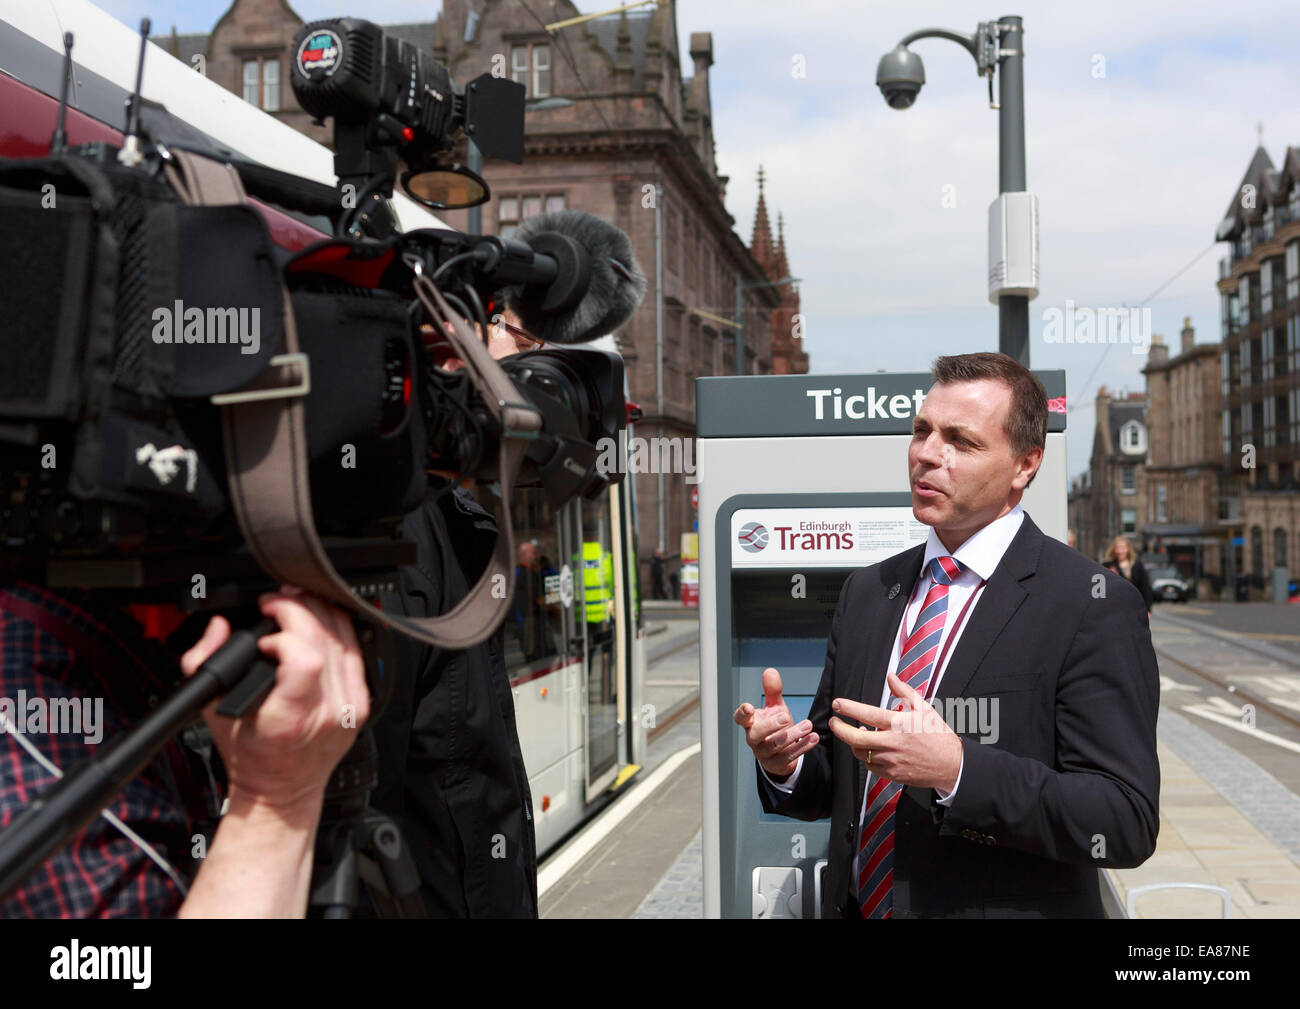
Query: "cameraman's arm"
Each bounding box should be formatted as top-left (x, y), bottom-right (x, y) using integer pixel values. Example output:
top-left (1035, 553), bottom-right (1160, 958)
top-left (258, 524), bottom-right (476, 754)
top-left (177, 591), bottom-right (369, 918)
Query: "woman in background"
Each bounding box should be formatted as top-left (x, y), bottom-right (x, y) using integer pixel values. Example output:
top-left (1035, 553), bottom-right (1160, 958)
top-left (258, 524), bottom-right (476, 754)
top-left (1104, 535), bottom-right (1154, 617)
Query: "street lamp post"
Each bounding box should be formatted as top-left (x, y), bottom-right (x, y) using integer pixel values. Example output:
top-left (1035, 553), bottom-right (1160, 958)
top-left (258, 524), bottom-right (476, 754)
top-left (734, 275), bottom-right (801, 375)
top-left (876, 16), bottom-right (1035, 365)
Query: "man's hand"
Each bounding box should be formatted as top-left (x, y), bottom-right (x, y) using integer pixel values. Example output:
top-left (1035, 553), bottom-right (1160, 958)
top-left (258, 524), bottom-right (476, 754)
top-left (827, 672), bottom-right (962, 792)
top-left (176, 588), bottom-right (369, 918)
top-left (180, 588), bottom-right (370, 810)
top-left (733, 667), bottom-right (817, 781)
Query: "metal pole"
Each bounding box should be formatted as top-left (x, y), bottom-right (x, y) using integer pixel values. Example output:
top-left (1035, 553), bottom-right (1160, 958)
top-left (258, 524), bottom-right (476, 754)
top-left (467, 139), bottom-right (482, 236)
top-left (655, 184), bottom-right (665, 553)
top-left (997, 15), bottom-right (1029, 365)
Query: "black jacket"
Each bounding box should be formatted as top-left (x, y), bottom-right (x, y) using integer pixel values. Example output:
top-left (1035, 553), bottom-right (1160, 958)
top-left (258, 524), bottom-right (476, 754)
top-left (1106, 558), bottom-right (1154, 611)
top-left (757, 514), bottom-right (1160, 918)
top-left (370, 487), bottom-right (538, 917)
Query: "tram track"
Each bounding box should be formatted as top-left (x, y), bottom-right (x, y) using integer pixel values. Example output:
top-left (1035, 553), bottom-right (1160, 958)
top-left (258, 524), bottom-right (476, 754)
top-left (1151, 610), bottom-right (1300, 732)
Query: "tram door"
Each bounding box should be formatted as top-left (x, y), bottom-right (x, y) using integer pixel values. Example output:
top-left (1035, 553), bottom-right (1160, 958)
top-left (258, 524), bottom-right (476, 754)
top-left (578, 493), bottom-right (620, 799)
top-left (499, 486), bottom-right (577, 691)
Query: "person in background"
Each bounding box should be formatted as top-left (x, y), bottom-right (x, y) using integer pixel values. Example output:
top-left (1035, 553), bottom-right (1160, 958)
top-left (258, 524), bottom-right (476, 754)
top-left (1104, 535), bottom-right (1153, 616)
top-left (650, 549), bottom-right (667, 600)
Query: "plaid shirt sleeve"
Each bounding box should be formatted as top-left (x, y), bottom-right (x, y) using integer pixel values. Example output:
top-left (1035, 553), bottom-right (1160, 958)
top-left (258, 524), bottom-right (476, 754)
top-left (0, 586), bottom-right (210, 918)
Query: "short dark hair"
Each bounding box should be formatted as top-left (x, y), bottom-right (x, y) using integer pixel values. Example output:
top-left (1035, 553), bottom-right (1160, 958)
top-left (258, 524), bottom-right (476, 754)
top-left (931, 352), bottom-right (1047, 477)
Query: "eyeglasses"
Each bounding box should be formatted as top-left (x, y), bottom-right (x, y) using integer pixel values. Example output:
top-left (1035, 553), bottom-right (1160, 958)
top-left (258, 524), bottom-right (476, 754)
top-left (494, 319), bottom-right (545, 352)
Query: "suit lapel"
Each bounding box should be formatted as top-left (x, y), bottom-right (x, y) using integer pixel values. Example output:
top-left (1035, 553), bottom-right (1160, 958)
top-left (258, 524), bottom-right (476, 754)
top-left (849, 543), bottom-right (925, 818)
top-left (851, 544), bottom-right (926, 709)
top-left (932, 514), bottom-right (1043, 704)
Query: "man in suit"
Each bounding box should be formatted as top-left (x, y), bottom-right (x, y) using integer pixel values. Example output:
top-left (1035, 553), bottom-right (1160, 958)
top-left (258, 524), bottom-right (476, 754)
top-left (734, 352), bottom-right (1160, 918)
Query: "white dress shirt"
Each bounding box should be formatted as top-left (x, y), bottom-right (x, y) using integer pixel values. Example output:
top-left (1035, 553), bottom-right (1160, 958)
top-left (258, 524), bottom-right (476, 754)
top-left (763, 506), bottom-right (1025, 811)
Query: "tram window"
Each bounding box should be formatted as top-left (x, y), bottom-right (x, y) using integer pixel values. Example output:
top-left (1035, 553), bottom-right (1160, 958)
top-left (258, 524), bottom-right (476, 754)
top-left (474, 485), bottom-right (567, 676)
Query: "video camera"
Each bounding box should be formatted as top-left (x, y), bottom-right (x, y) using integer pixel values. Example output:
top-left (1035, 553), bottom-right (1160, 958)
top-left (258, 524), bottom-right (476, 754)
top-left (0, 17), bottom-right (647, 621)
top-left (0, 16), bottom-right (647, 912)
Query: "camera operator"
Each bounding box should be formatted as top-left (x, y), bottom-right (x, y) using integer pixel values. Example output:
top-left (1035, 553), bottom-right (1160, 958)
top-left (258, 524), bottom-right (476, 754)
top-left (366, 309), bottom-right (541, 918)
top-left (0, 583), bottom-right (368, 917)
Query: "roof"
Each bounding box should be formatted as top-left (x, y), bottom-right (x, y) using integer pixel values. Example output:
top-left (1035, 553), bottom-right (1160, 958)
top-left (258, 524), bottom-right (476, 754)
top-left (150, 31), bottom-right (210, 69)
top-left (380, 22), bottom-right (438, 53)
top-left (1217, 144), bottom-right (1300, 241)
top-left (584, 11), bottom-right (654, 92)
top-left (148, 20), bottom-right (440, 77)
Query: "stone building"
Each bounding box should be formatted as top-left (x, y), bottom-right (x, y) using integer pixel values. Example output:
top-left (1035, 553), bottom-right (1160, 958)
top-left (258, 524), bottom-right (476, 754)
top-left (155, 0), bottom-right (807, 585)
top-left (1140, 320), bottom-right (1229, 590)
top-left (1215, 143), bottom-right (1300, 592)
top-left (1072, 387), bottom-right (1148, 563)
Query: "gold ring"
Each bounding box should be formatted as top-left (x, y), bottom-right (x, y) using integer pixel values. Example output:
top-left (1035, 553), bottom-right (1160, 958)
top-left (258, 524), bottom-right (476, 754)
top-left (867, 750), bottom-right (872, 766)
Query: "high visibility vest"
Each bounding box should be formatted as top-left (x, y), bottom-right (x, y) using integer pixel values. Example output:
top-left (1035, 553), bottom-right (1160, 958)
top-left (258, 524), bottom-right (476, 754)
top-left (581, 541), bottom-right (613, 624)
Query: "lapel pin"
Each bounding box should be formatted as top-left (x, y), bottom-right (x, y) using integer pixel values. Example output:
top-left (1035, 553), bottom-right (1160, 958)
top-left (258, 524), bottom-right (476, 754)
top-left (887, 583), bottom-right (901, 599)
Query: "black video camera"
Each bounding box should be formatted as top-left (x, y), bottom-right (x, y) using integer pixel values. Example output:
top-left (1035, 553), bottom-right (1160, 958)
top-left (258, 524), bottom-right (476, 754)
top-left (290, 17), bottom-right (523, 214)
top-left (0, 17), bottom-right (645, 607)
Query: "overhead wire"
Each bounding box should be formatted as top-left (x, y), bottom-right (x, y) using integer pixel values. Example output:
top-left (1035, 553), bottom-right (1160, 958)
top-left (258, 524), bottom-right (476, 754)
top-left (1067, 241), bottom-right (1219, 415)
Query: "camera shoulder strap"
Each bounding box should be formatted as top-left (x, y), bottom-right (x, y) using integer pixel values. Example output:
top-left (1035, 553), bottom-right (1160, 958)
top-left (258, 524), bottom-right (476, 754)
top-left (163, 148), bottom-right (536, 649)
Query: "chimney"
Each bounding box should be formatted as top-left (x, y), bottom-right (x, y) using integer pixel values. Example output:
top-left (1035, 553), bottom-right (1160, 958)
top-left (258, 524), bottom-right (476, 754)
top-left (1180, 316), bottom-right (1195, 355)
top-left (690, 32), bottom-right (713, 79)
top-left (1147, 331), bottom-right (1168, 366)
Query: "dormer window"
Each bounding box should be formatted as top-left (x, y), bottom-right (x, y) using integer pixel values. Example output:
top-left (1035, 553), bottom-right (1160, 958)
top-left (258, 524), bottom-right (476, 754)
top-left (1120, 419), bottom-right (1146, 454)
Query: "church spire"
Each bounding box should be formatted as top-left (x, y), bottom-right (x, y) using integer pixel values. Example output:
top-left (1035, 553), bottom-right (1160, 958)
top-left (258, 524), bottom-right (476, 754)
top-left (774, 211), bottom-right (790, 278)
top-left (750, 165), bottom-right (774, 272)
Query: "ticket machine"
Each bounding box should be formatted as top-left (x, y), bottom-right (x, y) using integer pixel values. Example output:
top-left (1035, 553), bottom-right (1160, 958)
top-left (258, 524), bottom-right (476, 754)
top-left (696, 370), bottom-right (1068, 918)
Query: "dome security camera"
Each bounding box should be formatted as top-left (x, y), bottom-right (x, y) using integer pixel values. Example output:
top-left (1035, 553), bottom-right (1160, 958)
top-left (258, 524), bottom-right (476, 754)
top-left (876, 45), bottom-right (925, 110)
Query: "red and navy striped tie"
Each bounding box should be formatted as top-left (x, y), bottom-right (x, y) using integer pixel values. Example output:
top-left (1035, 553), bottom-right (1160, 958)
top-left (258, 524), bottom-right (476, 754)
top-left (855, 554), bottom-right (962, 919)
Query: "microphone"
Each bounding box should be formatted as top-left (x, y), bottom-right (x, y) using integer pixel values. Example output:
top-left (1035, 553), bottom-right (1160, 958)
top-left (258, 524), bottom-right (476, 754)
top-left (505, 210), bottom-right (647, 344)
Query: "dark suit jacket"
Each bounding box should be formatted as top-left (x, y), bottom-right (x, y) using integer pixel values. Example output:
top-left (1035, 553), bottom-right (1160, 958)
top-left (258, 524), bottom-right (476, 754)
top-left (757, 513), bottom-right (1160, 918)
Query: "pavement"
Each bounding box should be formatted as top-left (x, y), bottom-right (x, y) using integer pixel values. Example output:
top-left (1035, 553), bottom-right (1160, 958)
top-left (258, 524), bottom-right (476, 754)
top-left (539, 603), bottom-right (1300, 919)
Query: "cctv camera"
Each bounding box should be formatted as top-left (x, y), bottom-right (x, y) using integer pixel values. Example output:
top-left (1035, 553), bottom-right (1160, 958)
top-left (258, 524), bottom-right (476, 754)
top-left (876, 45), bottom-right (925, 110)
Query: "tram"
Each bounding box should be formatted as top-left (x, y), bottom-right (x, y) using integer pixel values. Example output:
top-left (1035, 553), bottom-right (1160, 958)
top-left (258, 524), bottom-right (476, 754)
top-left (493, 402), bottom-right (648, 856)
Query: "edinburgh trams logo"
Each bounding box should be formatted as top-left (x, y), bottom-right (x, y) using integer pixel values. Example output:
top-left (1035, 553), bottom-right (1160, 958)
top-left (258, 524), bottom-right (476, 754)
top-left (737, 522), bottom-right (769, 553)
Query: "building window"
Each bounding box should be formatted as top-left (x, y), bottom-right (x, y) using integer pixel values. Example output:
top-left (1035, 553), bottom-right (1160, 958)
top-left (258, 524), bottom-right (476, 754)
top-left (1121, 508), bottom-right (1137, 534)
top-left (498, 192), bottom-right (564, 240)
top-left (1275, 528), bottom-right (1288, 568)
top-left (241, 57), bottom-right (280, 112)
top-left (1251, 525), bottom-right (1264, 574)
top-left (1120, 420), bottom-right (1145, 454)
top-left (1120, 464), bottom-right (1136, 494)
top-left (511, 43), bottom-right (552, 97)
top-left (1156, 482), bottom-right (1167, 522)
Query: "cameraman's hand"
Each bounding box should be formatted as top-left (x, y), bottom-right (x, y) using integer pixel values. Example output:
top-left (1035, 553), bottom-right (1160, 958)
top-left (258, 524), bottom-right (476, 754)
top-left (176, 589), bottom-right (369, 918)
top-left (181, 589), bottom-right (369, 807)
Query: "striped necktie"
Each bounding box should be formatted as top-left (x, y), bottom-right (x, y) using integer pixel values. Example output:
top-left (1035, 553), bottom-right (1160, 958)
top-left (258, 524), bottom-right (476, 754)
top-left (855, 554), bottom-right (963, 919)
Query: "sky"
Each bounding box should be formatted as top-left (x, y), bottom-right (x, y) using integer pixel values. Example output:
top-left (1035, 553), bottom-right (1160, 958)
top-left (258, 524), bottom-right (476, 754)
top-left (87, 0), bottom-right (1300, 478)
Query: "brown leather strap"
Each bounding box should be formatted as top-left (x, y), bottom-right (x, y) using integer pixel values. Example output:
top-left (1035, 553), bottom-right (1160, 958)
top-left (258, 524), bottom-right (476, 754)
top-left (165, 148), bottom-right (534, 648)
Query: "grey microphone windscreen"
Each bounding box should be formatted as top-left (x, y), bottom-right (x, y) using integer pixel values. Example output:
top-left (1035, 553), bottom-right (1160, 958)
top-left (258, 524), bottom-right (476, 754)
top-left (505, 210), bottom-right (647, 344)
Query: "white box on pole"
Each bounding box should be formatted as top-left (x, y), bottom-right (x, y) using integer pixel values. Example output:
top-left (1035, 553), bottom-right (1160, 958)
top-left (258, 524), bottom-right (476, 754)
top-left (988, 192), bottom-right (1039, 303)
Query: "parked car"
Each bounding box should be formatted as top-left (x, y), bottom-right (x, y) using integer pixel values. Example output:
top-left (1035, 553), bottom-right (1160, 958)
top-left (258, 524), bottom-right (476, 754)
top-left (1148, 566), bottom-right (1191, 602)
